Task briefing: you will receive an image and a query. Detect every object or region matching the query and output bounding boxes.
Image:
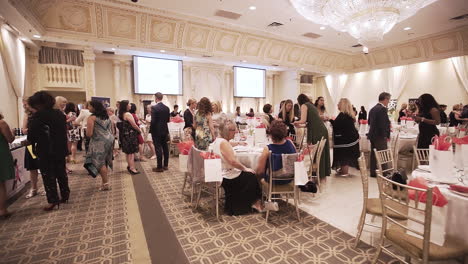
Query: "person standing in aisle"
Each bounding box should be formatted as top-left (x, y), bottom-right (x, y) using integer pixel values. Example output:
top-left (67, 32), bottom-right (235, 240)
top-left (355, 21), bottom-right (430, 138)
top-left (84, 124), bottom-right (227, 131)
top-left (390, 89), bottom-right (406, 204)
top-left (367, 92), bottom-right (391, 177)
top-left (150, 92), bottom-right (170, 172)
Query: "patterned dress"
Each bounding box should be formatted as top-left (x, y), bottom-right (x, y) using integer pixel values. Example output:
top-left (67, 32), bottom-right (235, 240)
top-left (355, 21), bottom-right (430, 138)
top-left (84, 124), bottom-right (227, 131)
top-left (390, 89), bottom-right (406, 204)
top-left (84, 118), bottom-right (114, 177)
top-left (120, 120), bottom-right (139, 154)
top-left (66, 112), bottom-right (81, 142)
top-left (194, 113), bottom-right (212, 150)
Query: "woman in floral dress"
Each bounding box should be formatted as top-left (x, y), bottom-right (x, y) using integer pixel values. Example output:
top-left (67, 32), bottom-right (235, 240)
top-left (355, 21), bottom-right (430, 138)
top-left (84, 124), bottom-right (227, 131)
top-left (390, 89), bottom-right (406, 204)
top-left (194, 97), bottom-right (215, 150)
top-left (85, 100), bottom-right (114, 190)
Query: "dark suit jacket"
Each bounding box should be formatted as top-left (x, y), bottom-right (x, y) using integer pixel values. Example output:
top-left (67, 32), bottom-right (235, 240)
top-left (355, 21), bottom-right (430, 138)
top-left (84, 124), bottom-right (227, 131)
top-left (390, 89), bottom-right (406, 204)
top-left (367, 103), bottom-right (390, 141)
top-left (150, 102), bottom-right (170, 137)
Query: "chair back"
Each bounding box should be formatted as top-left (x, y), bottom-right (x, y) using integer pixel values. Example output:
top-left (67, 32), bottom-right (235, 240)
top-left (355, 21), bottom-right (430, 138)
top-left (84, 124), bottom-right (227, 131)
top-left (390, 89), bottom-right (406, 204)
top-left (376, 171), bottom-right (433, 263)
top-left (188, 146), bottom-right (205, 183)
top-left (301, 142), bottom-right (318, 173)
top-left (413, 146), bottom-right (430, 166)
top-left (358, 153), bottom-right (369, 203)
top-left (314, 137), bottom-right (326, 177)
top-left (267, 151), bottom-right (298, 195)
top-left (373, 148), bottom-right (395, 176)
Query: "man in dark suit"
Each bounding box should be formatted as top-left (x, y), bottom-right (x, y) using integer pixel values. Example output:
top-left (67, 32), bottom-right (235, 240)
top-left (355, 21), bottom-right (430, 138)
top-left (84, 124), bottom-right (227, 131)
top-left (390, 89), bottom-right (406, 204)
top-left (368, 92), bottom-right (391, 177)
top-left (150, 92), bottom-right (170, 172)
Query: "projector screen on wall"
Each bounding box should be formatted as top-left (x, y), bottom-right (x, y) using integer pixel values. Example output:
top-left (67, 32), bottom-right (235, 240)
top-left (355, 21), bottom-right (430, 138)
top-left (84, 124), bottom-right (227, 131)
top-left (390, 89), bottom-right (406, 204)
top-left (234, 66), bottom-right (265, 98)
top-left (133, 56), bottom-right (183, 95)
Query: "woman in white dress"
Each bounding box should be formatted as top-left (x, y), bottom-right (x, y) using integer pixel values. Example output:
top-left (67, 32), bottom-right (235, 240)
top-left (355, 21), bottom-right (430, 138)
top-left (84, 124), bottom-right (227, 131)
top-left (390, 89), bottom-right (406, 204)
top-left (144, 105), bottom-right (156, 159)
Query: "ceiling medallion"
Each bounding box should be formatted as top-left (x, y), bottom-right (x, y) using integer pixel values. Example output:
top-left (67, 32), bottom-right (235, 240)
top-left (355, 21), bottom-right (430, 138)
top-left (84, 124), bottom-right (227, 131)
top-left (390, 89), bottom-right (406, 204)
top-left (290, 0), bottom-right (437, 46)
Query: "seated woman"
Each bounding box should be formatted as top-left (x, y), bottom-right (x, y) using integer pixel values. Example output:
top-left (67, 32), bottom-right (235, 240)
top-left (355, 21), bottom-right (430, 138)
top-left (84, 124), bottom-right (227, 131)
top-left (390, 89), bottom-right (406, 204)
top-left (262, 104), bottom-right (275, 129)
top-left (212, 120), bottom-right (263, 215)
top-left (256, 120), bottom-right (296, 185)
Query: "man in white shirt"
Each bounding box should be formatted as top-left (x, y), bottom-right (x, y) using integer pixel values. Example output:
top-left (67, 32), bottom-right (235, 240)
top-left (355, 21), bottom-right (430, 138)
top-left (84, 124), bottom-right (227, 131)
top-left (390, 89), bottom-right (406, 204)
top-left (74, 101), bottom-right (92, 152)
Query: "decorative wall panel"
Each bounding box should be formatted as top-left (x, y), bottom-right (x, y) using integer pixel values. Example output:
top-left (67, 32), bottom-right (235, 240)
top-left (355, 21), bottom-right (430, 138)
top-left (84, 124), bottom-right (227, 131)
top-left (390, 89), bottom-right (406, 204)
top-left (105, 9), bottom-right (138, 40)
top-left (149, 16), bottom-right (178, 45)
top-left (10, 0), bottom-right (468, 74)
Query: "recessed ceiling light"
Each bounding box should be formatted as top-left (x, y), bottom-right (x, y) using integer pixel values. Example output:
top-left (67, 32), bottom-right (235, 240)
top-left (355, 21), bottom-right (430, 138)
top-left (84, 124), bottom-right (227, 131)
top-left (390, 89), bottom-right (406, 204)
top-left (404, 27), bottom-right (411, 31)
top-left (241, 60), bottom-right (247, 63)
top-left (301, 68), bottom-right (305, 70)
top-left (33, 34), bottom-right (41, 38)
top-left (160, 49), bottom-right (166, 53)
top-left (111, 48), bottom-right (116, 51)
top-left (320, 26), bottom-right (326, 30)
top-left (406, 5), bottom-right (410, 8)
top-left (249, 6), bottom-right (256, 10)
top-left (20, 37), bottom-right (27, 41)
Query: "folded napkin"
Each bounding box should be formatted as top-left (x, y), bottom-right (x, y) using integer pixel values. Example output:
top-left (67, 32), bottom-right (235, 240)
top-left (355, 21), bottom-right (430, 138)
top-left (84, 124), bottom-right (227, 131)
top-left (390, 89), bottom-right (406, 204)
top-left (408, 177), bottom-right (448, 207)
top-left (256, 124), bottom-right (266, 128)
top-left (452, 136), bottom-right (468, 145)
top-left (177, 141), bottom-right (194, 155)
top-left (449, 184), bottom-right (468, 193)
top-left (200, 151), bottom-right (221, 159)
top-left (170, 116), bottom-right (184, 123)
top-left (400, 117), bottom-right (407, 121)
top-left (406, 117), bottom-right (413, 121)
top-left (359, 120), bottom-right (368, 124)
top-left (431, 135), bottom-right (452, 151)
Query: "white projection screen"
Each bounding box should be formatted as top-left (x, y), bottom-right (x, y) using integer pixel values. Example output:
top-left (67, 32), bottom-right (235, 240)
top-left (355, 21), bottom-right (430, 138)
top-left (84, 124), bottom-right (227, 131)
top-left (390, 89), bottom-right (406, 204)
top-left (234, 66), bottom-right (266, 98)
top-left (133, 56), bottom-right (183, 95)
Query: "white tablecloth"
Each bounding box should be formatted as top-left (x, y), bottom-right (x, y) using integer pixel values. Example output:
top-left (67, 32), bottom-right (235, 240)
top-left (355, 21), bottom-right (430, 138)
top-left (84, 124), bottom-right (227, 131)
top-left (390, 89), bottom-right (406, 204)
top-left (233, 146), bottom-right (263, 168)
top-left (359, 133), bottom-right (417, 153)
top-left (6, 146), bottom-right (30, 199)
top-left (410, 169), bottom-right (468, 246)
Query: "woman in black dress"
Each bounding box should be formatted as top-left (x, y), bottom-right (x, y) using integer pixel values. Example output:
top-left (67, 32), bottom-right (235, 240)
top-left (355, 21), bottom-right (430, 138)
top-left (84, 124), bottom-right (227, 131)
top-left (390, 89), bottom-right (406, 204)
top-left (414, 94), bottom-right (440, 149)
top-left (118, 100), bottom-right (141, 174)
top-left (330, 98), bottom-right (360, 176)
top-left (184, 98), bottom-right (197, 140)
top-left (398, 103), bottom-right (408, 123)
top-left (358, 106), bottom-right (367, 122)
top-left (449, 104), bottom-right (462, 127)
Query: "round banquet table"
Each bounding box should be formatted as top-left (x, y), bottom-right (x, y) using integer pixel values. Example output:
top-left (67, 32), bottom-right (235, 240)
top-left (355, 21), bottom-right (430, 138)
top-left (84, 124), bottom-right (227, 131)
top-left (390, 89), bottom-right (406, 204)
top-left (359, 132), bottom-right (417, 153)
top-left (411, 169), bottom-right (468, 246)
top-left (233, 146), bottom-right (264, 169)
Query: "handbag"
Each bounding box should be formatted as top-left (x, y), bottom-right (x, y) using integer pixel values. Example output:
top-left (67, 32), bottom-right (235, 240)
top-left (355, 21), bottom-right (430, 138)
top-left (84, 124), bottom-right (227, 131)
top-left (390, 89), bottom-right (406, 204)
top-left (388, 169), bottom-right (407, 190)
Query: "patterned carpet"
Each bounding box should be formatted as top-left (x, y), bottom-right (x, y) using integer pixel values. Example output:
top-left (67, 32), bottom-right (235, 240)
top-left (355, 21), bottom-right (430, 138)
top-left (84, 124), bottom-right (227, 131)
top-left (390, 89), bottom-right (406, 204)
top-left (0, 154), bottom-right (150, 264)
top-left (140, 157), bottom-right (400, 264)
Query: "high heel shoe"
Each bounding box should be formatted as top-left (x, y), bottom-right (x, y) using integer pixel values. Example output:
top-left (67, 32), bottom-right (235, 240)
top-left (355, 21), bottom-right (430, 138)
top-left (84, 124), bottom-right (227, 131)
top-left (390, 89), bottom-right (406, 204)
top-left (0, 212), bottom-right (13, 220)
top-left (43, 203), bottom-right (60, 211)
top-left (127, 166), bottom-right (140, 175)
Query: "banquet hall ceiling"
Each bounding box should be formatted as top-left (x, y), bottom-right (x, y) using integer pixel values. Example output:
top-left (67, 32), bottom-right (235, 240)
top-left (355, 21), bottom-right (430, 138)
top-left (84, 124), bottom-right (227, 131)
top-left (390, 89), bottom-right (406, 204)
top-left (111, 0), bottom-right (468, 52)
top-left (4, 0), bottom-right (468, 73)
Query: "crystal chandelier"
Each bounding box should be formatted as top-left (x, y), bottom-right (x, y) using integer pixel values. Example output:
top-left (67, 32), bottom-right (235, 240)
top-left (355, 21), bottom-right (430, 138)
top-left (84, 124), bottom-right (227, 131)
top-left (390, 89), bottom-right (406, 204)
top-left (290, 0), bottom-right (438, 46)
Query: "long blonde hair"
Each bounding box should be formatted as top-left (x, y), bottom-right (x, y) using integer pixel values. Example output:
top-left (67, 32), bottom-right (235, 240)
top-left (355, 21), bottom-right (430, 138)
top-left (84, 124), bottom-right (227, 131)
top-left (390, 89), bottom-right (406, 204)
top-left (280, 99), bottom-right (294, 122)
top-left (54, 96), bottom-right (68, 111)
top-left (339, 98), bottom-right (355, 119)
top-left (212, 101), bottom-right (222, 114)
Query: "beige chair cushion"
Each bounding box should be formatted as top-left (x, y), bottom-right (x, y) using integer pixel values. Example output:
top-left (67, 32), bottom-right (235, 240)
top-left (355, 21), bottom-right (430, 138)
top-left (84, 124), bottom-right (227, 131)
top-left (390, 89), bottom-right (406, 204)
top-left (366, 198), bottom-right (408, 220)
top-left (386, 226), bottom-right (468, 261)
top-left (262, 181), bottom-right (295, 193)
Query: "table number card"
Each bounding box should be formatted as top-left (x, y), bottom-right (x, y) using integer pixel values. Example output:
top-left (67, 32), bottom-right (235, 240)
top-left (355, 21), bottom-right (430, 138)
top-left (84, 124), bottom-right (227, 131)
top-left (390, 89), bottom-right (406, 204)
top-left (254, 128), bottom-right (267, 145)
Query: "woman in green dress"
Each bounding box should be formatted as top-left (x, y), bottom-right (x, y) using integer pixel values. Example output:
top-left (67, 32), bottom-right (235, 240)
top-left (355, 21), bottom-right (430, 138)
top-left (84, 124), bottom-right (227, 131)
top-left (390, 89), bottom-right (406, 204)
top-left (0, 113), bottom-right (15, 219)
top-left (194, 97), bottom-right (215, 150)
top-left (294, 94), bottom-right (331, 179)
top-left (85, 101), bottom-right (114, 191)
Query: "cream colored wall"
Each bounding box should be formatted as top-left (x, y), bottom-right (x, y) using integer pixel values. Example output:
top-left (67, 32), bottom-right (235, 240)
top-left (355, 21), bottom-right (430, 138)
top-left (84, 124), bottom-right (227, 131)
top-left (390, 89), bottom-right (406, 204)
top-left (398, 58), bottom-right (468, 109)
top-left (0, 50), bottom-right (19, 127)
top-left (326, 57), bottom-right (468, 117)
top-left (94, 59), bottom-right (116, 104)
top-left (93, 57), bottom-right (276, 115)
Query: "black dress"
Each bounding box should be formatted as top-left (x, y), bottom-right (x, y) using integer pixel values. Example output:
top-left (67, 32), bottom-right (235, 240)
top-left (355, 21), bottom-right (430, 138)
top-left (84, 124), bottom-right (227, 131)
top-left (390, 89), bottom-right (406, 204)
top-left (398, 109), bottom-right (406, 123)
top-left (417, 111), bottom-right (440, 149)
top-left (449, 111), bottom-right (460, 127)
top-left (278, 112), bottom-right (295, 134)
top-left (358, 110), bottom-right (367, 122)
top-left (24, 117), bottom-right (39, 171)
top-left (331, 113), bottom-right (360, 168)
top-left (120, 121), bottom-right (139, 154)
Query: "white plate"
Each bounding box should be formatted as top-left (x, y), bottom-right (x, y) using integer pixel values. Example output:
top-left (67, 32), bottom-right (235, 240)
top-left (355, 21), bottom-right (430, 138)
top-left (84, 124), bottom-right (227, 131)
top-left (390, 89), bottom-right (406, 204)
top-left (417, 165), bottom-right (431, 172)
top-left (424, 176), bottom-right (458, 185)
top-left (448, 189), bottom-right (468, 197)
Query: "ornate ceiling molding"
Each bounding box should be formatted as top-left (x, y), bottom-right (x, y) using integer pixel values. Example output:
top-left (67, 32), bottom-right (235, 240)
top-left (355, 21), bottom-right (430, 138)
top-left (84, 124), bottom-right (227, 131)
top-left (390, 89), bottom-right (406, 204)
top-left (9, 0), bottom-right (468, 73)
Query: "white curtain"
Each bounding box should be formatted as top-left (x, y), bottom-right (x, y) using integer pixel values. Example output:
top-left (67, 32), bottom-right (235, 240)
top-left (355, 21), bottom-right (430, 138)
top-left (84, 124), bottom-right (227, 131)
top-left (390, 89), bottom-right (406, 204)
top-left (0, 24), bottom-right (26, 124)
top-left (451, 56), bottom-right (468, 94)
top-left (324, 74), bottom-right (348, 107)
top-left (386, 65), bottom-right (409, 99)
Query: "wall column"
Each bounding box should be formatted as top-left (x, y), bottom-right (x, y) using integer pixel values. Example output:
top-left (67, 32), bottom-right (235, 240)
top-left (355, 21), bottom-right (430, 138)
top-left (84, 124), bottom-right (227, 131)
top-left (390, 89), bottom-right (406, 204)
top-left (83, 48), bottom-right (96, 100)
top-left (123, 60), bottom-right (133, 102)
top-left (112, 60), bottom-right (121, 101)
